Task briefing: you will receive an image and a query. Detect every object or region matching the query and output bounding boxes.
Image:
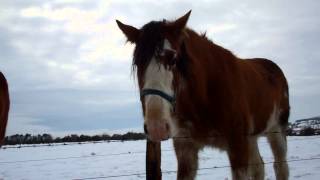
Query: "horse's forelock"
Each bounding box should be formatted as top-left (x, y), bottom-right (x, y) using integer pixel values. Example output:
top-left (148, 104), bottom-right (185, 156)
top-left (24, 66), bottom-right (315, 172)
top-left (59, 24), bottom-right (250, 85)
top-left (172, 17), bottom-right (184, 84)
top-left (132, 21), bottom-right (165, 78)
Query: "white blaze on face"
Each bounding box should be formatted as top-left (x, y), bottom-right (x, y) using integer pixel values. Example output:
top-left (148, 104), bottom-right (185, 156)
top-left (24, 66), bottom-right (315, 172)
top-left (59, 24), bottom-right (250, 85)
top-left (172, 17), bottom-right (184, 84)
top-left (143, 58), bottom-right (174, 106)
top-left (161, 39), bottom-right (177, 57)
top-left (142, 39), bottom-right (178, 141)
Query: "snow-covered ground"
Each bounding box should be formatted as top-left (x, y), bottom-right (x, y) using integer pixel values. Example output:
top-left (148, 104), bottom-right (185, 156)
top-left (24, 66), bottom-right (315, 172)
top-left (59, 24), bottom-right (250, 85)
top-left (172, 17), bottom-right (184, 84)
top-left (0, 136), bottom-right (320, 180)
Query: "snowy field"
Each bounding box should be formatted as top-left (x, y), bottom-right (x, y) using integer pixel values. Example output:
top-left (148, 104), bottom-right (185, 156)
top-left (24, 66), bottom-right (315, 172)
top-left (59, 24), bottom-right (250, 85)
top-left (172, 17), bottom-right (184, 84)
top-left (0, 136), bottom-right (320, 180)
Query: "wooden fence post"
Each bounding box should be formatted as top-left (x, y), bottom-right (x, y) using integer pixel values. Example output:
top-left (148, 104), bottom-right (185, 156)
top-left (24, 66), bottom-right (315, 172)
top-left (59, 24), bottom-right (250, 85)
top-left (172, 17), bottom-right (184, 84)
top-left (146, 139), bottom-right (162, 180)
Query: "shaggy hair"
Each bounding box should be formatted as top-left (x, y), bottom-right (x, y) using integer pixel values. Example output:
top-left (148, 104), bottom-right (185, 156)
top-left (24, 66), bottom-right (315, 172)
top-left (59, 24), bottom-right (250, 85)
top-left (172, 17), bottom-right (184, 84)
top-left (133, 21), bottom-right (165, 77)
top-left (132, 20), bottom-right (190, 81)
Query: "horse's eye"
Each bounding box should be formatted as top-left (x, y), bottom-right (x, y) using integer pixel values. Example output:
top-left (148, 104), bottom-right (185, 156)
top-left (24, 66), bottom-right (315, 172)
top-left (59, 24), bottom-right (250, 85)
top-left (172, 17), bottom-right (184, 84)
top-left (164, 50), bottom-right (174, 60)
top-left (162, 50), bottom-right (176, 66)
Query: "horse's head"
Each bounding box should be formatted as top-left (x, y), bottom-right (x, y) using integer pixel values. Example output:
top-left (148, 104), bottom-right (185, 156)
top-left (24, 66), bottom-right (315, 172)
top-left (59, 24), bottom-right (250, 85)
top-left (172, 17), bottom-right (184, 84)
top-left (117, 11), bottom-right (191, 142)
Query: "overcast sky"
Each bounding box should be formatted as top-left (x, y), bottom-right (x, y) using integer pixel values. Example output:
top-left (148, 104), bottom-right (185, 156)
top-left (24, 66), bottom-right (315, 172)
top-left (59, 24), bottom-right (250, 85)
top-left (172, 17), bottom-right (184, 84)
top-left (0, 0), bottom-right (319, 136)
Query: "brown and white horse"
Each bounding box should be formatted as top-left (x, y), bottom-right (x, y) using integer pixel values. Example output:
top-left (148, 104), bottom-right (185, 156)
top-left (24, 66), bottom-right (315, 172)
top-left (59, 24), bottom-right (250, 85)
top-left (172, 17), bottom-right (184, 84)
top-left (0, 72), bottom-right (10, 146)
top-left (117, 11), bottom-right (289, 180)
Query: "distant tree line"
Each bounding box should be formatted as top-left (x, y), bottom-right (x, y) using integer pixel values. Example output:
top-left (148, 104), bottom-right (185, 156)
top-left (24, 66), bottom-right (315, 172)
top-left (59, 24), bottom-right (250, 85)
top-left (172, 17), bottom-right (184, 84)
top-left (4, 125), bottom-right (319, 145)
top-left (4, 132), bottom-right (146, 145)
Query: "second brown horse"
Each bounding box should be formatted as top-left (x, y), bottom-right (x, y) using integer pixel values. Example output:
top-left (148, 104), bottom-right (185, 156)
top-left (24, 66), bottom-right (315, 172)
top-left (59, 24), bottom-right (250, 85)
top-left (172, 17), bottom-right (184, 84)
top-left (0, 72), bottom-right (10, 146)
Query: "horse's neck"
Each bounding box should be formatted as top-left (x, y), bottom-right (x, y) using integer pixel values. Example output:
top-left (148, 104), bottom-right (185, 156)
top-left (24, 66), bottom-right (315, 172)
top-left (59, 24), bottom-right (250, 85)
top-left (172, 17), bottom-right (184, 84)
top-left (176, 31), bottom-right (241, 127)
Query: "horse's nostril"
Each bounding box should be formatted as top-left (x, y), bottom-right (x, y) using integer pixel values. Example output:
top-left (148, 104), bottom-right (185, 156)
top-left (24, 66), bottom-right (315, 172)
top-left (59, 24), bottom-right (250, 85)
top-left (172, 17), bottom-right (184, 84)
top-left (144, 124), bottom-right (148, 134)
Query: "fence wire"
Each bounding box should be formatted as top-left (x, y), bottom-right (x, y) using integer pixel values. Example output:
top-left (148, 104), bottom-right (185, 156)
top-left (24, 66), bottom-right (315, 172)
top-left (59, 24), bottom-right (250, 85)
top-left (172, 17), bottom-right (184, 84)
top-left (1, 136), bottom-right (320, 179)
top-left (72, 157), bottom-right (320, 180)
top-left (1, 135), bottom-right (320, 165)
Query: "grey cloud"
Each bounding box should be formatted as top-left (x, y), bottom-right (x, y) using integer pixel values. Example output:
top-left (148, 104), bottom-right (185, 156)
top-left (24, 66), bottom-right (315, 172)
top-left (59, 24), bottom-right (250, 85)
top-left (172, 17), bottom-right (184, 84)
top-left (1, 0), bottom-right (319, 135)
top-left (9, 89), bottom-right (141, 132)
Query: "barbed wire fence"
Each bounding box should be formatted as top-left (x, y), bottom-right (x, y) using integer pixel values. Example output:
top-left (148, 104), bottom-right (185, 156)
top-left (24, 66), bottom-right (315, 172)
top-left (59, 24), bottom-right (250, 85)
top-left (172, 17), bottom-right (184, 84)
top-left (72, 157), bottom-right (320, 180)
top-left (1, 135), bottom-right (320, 164)
top-left (1, 135), bottom-right (320, 179)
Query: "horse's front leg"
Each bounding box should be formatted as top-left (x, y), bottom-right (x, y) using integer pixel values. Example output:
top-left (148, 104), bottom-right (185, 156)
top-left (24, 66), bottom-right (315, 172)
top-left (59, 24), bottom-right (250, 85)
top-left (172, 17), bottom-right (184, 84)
top-left (173, 139), bottom-right (200, 180)
top-left (227, 137), bottom-right (250, 180)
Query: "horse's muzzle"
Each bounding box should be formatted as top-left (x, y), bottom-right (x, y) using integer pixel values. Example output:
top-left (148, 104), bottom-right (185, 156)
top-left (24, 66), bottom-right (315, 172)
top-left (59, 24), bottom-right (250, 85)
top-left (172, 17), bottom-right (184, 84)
top-left (144, 121), bottom-right (170, 142)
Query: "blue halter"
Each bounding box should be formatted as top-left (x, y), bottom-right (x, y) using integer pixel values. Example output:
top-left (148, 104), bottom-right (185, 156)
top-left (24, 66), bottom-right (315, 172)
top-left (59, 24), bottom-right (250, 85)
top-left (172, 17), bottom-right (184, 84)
top-left (140, 88), bottom-right (176, 107)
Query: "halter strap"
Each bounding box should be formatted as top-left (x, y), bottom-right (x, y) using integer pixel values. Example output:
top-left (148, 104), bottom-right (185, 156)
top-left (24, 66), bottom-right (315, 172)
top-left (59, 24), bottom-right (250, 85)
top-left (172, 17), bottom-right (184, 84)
top-left (141, 88), bottom-right (175, 106)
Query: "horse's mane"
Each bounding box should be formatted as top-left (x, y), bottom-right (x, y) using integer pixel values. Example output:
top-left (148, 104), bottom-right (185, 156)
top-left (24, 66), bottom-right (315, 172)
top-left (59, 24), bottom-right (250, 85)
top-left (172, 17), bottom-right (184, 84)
top-left (197, 30), bottom-right (236, 59)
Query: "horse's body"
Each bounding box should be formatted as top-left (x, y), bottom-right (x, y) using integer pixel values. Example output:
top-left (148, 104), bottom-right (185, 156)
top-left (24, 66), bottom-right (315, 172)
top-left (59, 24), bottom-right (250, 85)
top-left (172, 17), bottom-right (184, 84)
top-left (117, 11), bottom-right (289, 180)
top-left (0, 72), bottom-right (10, 146)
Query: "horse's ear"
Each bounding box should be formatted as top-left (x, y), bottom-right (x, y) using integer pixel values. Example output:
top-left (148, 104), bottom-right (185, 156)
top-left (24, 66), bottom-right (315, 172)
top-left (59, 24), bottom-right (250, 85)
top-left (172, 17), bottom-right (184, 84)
top-left (116, 20), bottom-right (140, 43)
top-left (165, 10), bottom-right (191, 35)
